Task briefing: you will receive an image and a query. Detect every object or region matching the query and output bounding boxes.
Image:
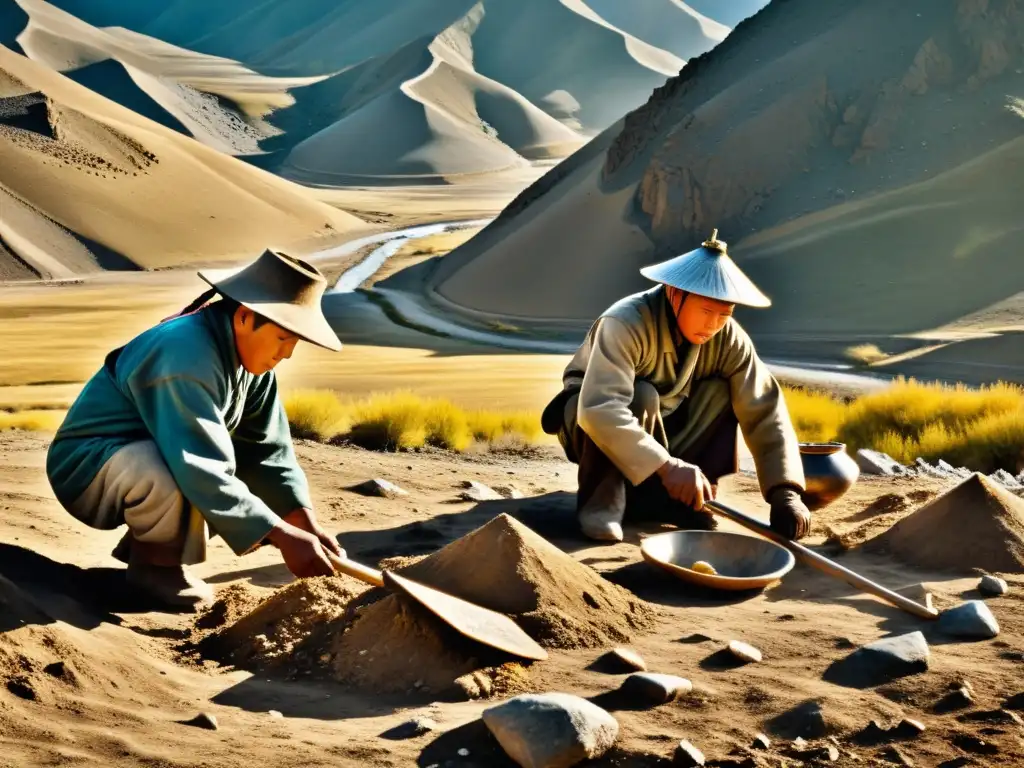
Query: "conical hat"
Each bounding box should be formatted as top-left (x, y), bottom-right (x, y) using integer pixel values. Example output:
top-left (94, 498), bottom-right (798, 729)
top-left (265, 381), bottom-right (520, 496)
top-left (197, 248), bottom-right (342, 351)
top-left (639, 229), bottom-right (770, 308)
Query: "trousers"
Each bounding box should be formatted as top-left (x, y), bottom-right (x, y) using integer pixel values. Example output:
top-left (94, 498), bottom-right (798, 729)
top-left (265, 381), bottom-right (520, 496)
top-left (556, 379), bottom-right (739, 530)
top-left (65, 440), bottom-right (209, 565)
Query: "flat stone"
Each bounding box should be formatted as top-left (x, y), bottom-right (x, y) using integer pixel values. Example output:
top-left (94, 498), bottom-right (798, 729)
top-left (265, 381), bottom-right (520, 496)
top-left (938, 601), bottom-right (1000, 639)
top-left (495, 485), bottom-right (526, 499)
top-left (183, 712), bottom-right (218, 731)
top-left (751, 734), bottom-right (771, 750)
top-left (458, 481), bottom-right (503, 502)
top-left (856, 450), bottom-right (907, 476)
top-left (618, 673), bottom-right (692, 705)
top-left (728, 640), bottom-right (762, 664)
top-left (823, 631), bottom-right (930, 688)
top-left (380, 717), bottom-right (437, 740)
top-left (674, 740), bottom-right (705, 766)
top-left (768, 702), bottom-right (830, 740)
top-left (482, 693), bottom-right (619, 768)
top-left (353, 478), bottom-right (409, 499)
top-left (893, 718), bottom-right (926, 738)
top-left (608, 647), bottom-right (647, 672)
top-left (979, 575), bottom-right (1009, 596)
top-left (957, 709), bottom-right (1024, 726)
top-left (933, 685), bottom-right (974, 713)
top-left (1003, 691), bottom-right (1024, 710)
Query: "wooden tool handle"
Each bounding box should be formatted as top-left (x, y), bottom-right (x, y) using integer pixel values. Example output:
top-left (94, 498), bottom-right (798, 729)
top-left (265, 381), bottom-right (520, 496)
top-left (704, 499), bottom-right (939, 621)
top-left (327, 551), bottom-right (385, 588)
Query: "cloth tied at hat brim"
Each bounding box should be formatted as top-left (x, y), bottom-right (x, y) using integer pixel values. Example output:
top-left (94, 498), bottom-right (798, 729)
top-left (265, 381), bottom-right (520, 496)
top-left (197, 265), bottom-right (342, 352)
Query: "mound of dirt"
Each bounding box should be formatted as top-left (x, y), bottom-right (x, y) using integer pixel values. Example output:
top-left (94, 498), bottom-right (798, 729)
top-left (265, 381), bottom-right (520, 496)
top-left (188, 578), bottom-right (358, 677)
top-left (389, 513), bottom-right (659, 648)
top-left (862, 473), bottom-right (1024, 573)
top-left (332, 513), bottom-right (658, 697)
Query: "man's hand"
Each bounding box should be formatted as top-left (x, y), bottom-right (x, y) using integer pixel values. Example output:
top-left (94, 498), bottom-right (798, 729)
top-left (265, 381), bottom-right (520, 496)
top-left (656, 458), bottom-right (716, 510)
top-left (768, 487), bottom-right (811, 540)
top-left (282, 507), bottom-right (344, 558)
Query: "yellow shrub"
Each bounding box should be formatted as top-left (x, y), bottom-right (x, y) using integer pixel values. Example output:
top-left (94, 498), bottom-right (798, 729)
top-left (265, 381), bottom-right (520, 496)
top-left (844, 344), bottom-right (889, 365)
top-left (283, 389), bottom-right (351, 442)
top-left (782, 386), bottom-right (847, 443)
top-left (0, 409), bottom-right (65, 433)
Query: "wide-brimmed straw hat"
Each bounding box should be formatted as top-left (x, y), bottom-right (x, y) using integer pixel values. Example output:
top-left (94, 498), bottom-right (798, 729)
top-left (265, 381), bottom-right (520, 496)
top-left (639, 229), bottom-right (771, 308)
top-left (197, 248), bottom-right (342, 351)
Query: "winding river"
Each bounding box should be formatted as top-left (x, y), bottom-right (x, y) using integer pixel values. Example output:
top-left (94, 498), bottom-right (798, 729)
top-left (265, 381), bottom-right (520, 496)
top-left (318, 219), bottom-right (891, 392)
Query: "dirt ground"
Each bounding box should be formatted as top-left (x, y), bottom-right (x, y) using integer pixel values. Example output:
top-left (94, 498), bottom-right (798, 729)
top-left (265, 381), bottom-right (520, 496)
top-left (1, 428), bottom-right (1021, 768)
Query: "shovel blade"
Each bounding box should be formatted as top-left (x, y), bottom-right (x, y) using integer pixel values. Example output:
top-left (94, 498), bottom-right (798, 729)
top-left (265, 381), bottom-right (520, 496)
top-left (383, 571), bottom-right (548, 661)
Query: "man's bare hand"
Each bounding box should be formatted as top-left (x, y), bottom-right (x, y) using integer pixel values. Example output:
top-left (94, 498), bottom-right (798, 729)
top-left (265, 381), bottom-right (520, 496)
top-left (656, 458), bottom-right (716, 509)
top-left (266, 522), bottom-right (336, 578)
top-left (282, 507), bottom-right (344, 558)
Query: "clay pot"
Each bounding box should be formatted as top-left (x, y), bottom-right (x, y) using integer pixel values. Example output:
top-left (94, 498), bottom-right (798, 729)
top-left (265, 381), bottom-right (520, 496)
top-left (798, 442), bottom-right (860, 511)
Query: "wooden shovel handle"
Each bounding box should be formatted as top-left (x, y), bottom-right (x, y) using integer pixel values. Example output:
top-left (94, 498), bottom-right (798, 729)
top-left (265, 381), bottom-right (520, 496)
top-left (326, 551), bottom-right (385, 588)
top-left (704, 499), bottom-right (939, 621)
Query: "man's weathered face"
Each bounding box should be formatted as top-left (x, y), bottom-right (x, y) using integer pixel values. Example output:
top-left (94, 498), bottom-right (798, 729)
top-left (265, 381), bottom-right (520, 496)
top-left (668, 287), bottom-right (735, 345)
top-left (232, 306), bottom-right (300, 375)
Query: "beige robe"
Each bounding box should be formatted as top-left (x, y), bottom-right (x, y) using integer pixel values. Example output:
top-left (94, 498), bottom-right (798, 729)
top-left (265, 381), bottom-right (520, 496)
top-left (555, 286), bottom-right (805, 499)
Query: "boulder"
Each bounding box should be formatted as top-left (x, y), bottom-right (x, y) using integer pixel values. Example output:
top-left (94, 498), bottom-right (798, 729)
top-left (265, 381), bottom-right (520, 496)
top-left (482, 693), bottom-right (619, 768)
top-left (937, 601), bottom-right (1000, 639)
top-left (823, 631), bottom-right (929, 688)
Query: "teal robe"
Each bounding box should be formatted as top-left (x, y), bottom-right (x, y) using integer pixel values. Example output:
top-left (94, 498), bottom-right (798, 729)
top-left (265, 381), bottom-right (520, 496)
top-left (46, 301), bottom-right (312, 555)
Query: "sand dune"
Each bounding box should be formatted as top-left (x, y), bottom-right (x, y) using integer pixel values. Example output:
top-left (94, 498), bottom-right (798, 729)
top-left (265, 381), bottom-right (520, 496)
top-left (469, 0), bottom-right (683, 131)
top-left (0, 44), bottom-right (365, 279)
top-left (431, 0), bottom-right (1024, 356)
top-left (584, 0), bottom-right (729, 61)
top-left (13, 0), bottom-right (324, 154)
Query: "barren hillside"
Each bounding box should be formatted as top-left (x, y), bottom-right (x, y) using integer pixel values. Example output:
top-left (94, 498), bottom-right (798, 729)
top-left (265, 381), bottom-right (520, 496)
top-left (428, 0), bottom-right (1024, 367)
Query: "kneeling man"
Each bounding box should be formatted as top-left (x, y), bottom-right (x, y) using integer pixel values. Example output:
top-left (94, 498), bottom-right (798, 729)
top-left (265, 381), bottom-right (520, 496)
top-left (46, 249), bottom-right (346, 609)
top-left (541, 230), bottom-right (810, 542)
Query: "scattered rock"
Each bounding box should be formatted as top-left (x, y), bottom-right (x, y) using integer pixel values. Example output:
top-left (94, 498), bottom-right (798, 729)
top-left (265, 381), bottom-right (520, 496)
top-left (751, 734), bottom-right (771, 750)
top-left (674, 740), bottom-right (705, 766)
top-left (915, 458), bottom-right (954, 478)
top-left (481, 693), bottom-right (619, 768)
top-left (950, 733), bottom-right (999, 755)
top-left (956, 709), bottom-right (1024, 726)
top-left (894, 718), bottom-right (926, 738)
top-left (855, 450), bottom-right (909, 476)
top-left (494, 485), bottom-right (526, 500)
top-left (728, 640), bottom-right (762, 664)
top-left (978, 575), bottom-right (1009, 596)
top-left (458, 481), bottom-right (503, 502)
top-left (823, 631), bottom-right (930, 688)
top-left (618, 672), bottom-right (692, 705)
top-left (352, 478), bottom-right (409, 499)
top-left (934, 685), bottom-right (974, 713)
top-left (5, 677), bottom-right (36, 701)
top-left (768, 701), bottom-right (830, 739)
top-left (182, 712), bottom-right (218, 731)
top-left (268, 710), bottom-right (283, 718)
top-left (879, 744), bottom-right (915, 766)
top-left (937, 601), bottom-right (1000, 639)
top-left (380, 717), bottom-right (438, 740)
top-left (1002, 691), bottom-right (1024, 710)
top-left (989, 469), bottom-right (1022, 490)
top-left (608, 647), bottom-right (647, 672)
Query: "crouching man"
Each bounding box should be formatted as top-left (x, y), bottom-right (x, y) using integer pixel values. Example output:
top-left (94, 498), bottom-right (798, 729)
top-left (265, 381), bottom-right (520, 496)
top-left (541, 230), bottom-right (811, 543)
top-left (46, 249), bottom-right (346, 610)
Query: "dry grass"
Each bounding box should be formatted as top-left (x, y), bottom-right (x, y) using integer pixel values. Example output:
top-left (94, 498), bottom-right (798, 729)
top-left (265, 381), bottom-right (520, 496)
top-left (0, 409), bottom-right (65, 432)
top-left (283, 389), bottom-right (542, 452)
top-left (843, 343), bottom-right (889, 365)
top-left (783, 378), bottom-right (1024, 472)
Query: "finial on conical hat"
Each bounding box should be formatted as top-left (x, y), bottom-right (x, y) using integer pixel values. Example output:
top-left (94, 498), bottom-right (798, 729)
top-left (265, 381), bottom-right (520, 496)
top-left (702, 228), bottom-right (727, 254)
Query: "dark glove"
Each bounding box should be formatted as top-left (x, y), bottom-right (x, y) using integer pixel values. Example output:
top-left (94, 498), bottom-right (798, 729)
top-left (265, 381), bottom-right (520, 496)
top-left (768, 487), bottom-right (811, 540)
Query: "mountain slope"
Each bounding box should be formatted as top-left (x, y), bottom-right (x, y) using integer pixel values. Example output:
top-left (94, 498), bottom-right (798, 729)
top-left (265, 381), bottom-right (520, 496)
top-left (429, 0), bottom-right (1024, 350)
top-left (0, 43), bottom-right (365, 279)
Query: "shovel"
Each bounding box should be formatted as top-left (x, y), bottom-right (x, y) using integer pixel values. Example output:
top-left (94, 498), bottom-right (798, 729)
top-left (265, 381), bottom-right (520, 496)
top-left (324, 551), bottom-right (549, 661)
top-left (703, 498), bottom-right (939, 621)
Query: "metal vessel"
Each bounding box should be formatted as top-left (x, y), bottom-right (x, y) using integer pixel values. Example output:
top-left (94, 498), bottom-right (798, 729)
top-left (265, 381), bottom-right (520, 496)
top-left (798, 441), bottom-right (860, 510)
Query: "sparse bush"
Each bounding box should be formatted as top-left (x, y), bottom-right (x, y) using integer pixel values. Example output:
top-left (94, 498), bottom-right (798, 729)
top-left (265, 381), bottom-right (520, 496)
top-left (782, 378), bottom-right (1024, 473)
top-left (282, 390), bottom-right (351, 442)
top-left (0, 409), bottom-right (65, 433)
top-left (844, 343), bottom-right (889, 365)
top-left (284, 390), bottom-right (542, 452)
